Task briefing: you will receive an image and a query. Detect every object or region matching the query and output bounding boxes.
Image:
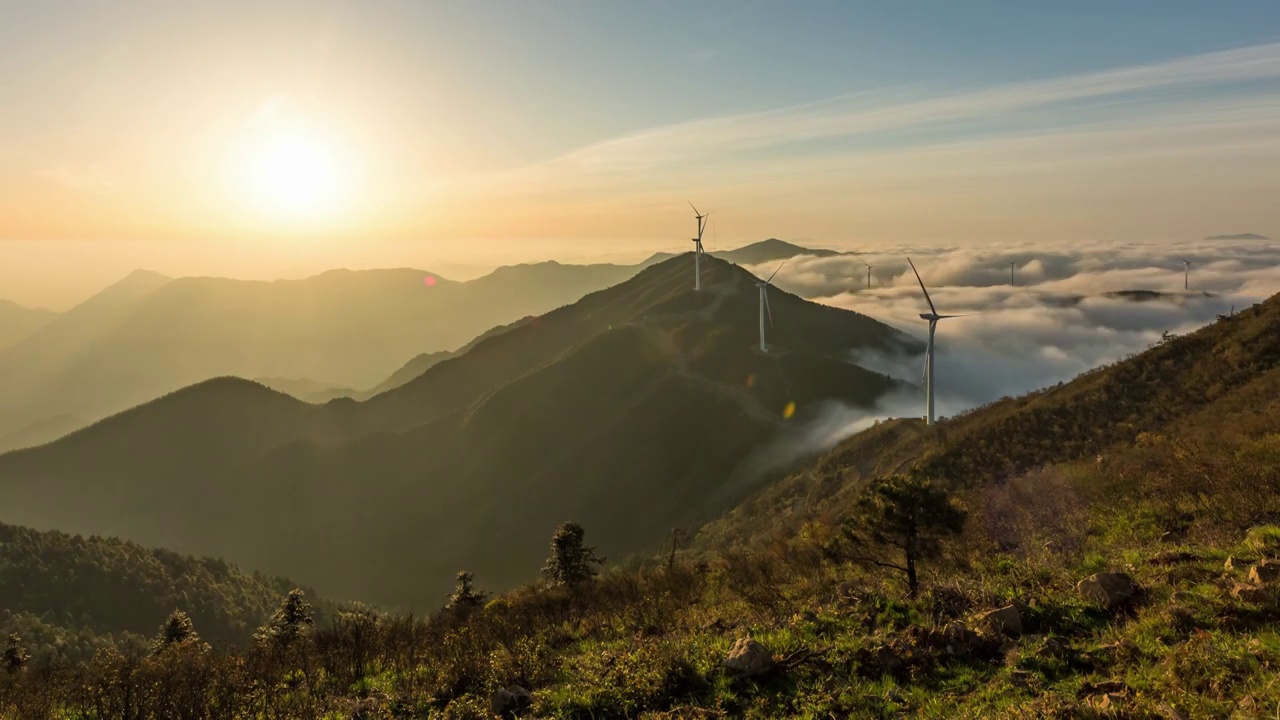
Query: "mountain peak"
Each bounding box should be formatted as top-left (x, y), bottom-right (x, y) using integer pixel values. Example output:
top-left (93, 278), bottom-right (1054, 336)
top-left (1205, 232), bottom-right (1270, 241)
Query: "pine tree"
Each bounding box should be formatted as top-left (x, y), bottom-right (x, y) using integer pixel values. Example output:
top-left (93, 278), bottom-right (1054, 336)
top-left (542, 521), bottom-right (605, 586)
top-left (255, 588), bottom-right (314, 648)
top-left (838, 474), bottom-right (966, 598)
top-left (3, 633), bottom-right (29, 673)
top-left (150, 610), bottom-right (206, 655)
top-left (446, 571), bottom-right (489, 613)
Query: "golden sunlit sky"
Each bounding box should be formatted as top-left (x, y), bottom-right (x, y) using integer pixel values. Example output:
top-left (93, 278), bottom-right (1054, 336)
top-left (2, 0), bottom-right (1278, 307)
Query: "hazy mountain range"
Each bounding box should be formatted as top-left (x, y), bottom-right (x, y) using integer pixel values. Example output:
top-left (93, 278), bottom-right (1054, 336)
top-left (0, 253), bottom-right (917, 607)
top-left (0, 239), bottom-right (842, 451)
top-left (1204, 232), bottom-right (1269, 240)
top-left (0, 299), bottom-right (57, 352)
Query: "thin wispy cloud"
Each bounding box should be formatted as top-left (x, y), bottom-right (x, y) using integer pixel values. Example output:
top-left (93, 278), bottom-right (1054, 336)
top-left (460, 41), bottom-right (1280, 207)
top-left (544, 42), bottom-right (1280, 170)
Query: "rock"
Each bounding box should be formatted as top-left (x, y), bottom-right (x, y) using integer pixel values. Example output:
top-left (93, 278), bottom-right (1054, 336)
top-left (1249, 560), bottom-right (1280, 586)
top-left (1094, 692), bottom-right (1126, 710)
top-left (1077, 572), bottom-right (1137, 609)
top-left (977, 605), bottom-right (1023, 637)
top-left (937, 621), bottom-right (979, 653)
top-left (723, 638), bottom-right (774, 677)
top-left (1231, 582), bottom-right (1268, 604)
top-left (490, 685), bottom-right (532, 718)
top-left (1225, 556), bottom-right (1239, 571)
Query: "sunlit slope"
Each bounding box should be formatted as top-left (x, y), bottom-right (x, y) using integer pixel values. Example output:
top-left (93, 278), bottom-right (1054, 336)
top-left (701, 290), bottom-right (1280, 548)
top-left (0, 253), bottom-right (919, 607)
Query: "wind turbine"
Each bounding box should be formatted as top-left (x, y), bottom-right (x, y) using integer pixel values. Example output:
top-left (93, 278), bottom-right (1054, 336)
top-left (865, 263), bottom-right (873, 289)
top-left (689, 202), bottom-right (708, 291)
top-left (756, 262), bottom-right (784, 353)
top-left (908, 258), bottom-right (961, 426)
top-left (1010, 261), bottom-right (1016, 286)
top-left (1182, 259), bottom-right (1191, 291)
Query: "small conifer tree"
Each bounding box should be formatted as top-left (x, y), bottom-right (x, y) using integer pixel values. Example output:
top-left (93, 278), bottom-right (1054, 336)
top-left (3, 633), bottom-right (30, 673)
top-left (150, 610), bottom-right (207, 655)
top-left (446, 571), bottom-right (489, 613)
top-left (542, 521), bottom-right (605, 586)
top-left (255, 588), bottom-right (314, 648)
top-left (839, 473), bottom-right (966, 598)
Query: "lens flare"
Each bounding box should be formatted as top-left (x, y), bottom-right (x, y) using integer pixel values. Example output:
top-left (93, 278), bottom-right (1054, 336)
top-left (783, 401), bottom-right (796, 419)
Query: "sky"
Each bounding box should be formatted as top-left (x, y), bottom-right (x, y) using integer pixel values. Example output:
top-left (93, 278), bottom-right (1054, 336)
top-left (1, 0), bottom-right (1279, 308)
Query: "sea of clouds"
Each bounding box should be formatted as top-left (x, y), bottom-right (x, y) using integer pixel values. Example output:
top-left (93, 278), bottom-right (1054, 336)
top-left (732, 238), bottom-right (1279, 470)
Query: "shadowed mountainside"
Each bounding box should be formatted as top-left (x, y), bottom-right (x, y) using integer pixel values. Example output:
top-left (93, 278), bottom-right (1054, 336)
top-left (0, 253), bottom-right (920, 607)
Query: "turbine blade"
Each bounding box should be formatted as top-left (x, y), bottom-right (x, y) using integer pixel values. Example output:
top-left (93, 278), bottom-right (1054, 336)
top-left (766, 260), bottom-right (786, 283)
top-left (765, 289), bottom-right (775, 326)
top-left (907, 257), bottom-right (937, 315)
top-left (688, 201), bottom-right (700, 217)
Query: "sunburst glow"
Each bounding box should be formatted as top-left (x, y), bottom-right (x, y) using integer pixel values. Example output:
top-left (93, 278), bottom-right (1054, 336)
top-left (245, 132), bottom-right (343, 219)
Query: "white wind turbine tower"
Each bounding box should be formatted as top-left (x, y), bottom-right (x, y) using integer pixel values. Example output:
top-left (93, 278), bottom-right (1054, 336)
top-left (908, 258), bottom-right (961, 426)
top-left (1182, 259), bottom-right (1192, 291)
top-left (689, 202), bottom-right (708, 291)
top-left (755, 262), bottom-right (785, 353)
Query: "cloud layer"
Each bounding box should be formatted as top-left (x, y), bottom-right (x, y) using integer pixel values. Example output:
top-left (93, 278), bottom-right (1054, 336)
top-left (747, 239), bottom-right (1280, 416)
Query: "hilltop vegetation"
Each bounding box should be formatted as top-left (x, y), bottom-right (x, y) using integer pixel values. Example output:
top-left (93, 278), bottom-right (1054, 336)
top-left (0, 522), bottom-right (318, 666)
top-left (0, 254), bottom-right (918, 608)
top-left (4, 283), bottom-right (1280, 718)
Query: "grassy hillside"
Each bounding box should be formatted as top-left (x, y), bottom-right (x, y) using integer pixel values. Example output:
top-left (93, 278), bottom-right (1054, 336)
top-left (0, 254), bottom-right (918, 608)
top-left (0, 521), bottom-right (319, 665)
top-left (5, 292), bottom-right (1279, 718)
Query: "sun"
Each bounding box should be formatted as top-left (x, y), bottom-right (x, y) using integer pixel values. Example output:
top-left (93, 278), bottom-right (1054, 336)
top-left (246, 132), bottom-right (343, 219)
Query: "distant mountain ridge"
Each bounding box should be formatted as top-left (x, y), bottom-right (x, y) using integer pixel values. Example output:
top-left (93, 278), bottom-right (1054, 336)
top-left (1204, 232), bottom-right (1269, 240)
top-left (0, 239), bottom-right (838, 447)
top-left (643, 238), bottom-right (842, 267)
top-left (0, 299), bottom-right (58, 352)
top-left (0, 253), bottom-right (921, 608)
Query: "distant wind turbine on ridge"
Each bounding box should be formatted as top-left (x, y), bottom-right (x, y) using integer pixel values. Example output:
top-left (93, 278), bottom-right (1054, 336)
top-left (865, 263), bottom-right (873, 289)
top-left (1010, 261), bottom-right (1016, 287)
top-left (908, 258), bottom-right (962, 426)
top-left (1182, 259), bottom-right (1192, 291)
top-left (689, 202), bottom-right (708, 291)
top-left (755, 262), bottom-right (785, 353)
